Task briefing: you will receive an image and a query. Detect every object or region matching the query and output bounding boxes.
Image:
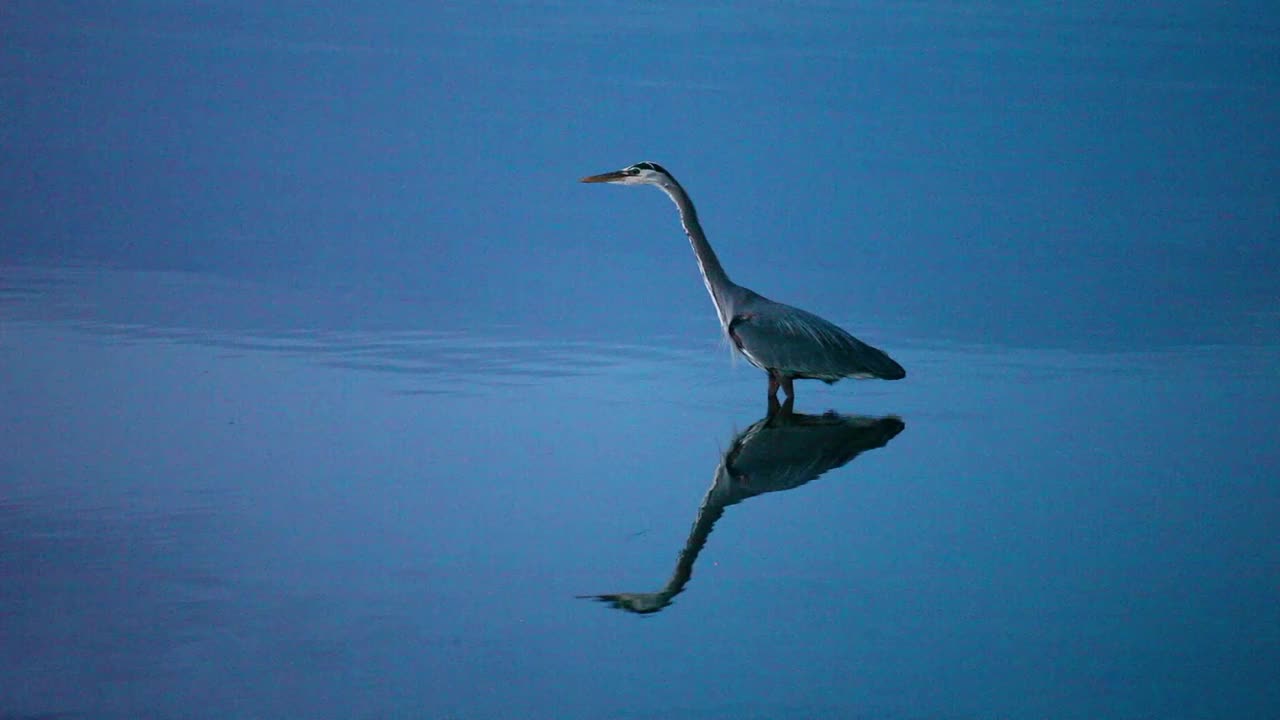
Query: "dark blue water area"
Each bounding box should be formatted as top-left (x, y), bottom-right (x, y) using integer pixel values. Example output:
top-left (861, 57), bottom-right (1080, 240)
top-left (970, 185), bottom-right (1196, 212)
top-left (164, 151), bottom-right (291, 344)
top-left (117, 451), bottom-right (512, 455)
top-left (1, 265), bottom-right (1277, 719)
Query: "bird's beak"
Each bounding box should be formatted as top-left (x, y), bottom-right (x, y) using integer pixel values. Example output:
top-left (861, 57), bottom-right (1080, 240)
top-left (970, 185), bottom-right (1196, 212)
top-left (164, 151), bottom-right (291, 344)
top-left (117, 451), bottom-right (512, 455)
top-left (580, 170), bottom-right (627, 184)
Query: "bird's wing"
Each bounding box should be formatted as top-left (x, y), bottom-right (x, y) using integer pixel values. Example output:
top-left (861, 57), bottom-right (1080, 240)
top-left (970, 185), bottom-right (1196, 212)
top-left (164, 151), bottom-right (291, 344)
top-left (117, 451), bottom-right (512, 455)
top-left (728, 301), bottom-right (905, 380)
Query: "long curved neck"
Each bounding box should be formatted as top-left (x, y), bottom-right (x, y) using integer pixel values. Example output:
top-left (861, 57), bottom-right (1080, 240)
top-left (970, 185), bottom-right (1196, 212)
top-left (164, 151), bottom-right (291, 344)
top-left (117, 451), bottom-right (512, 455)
top-left (654, 476), bottom-right (731, 601)
top-left (656, 179), bottom-right (734, 330)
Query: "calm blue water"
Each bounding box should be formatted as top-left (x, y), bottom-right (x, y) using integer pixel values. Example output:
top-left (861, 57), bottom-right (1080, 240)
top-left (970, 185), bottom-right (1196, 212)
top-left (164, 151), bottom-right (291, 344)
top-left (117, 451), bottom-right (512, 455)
top-left (3, 3), bottom-right (1278, 719)
top-left (3, 268), bottom-right (1277, 719)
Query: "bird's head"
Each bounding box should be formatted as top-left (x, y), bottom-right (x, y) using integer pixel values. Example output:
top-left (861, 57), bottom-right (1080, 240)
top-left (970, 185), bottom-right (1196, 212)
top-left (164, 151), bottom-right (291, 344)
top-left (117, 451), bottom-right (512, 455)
top-left (580, 161), bottom-right (675, 187)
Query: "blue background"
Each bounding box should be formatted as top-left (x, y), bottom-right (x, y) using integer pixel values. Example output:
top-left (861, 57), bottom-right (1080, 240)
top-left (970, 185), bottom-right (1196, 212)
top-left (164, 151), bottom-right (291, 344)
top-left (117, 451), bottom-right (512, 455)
top-left (2, 3), bottom-right (1277, 718)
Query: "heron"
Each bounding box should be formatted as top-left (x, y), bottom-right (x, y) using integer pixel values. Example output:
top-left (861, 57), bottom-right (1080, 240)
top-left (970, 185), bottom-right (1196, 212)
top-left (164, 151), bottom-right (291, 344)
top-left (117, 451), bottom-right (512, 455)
top-left (581, 161), bottom-right (905, 401)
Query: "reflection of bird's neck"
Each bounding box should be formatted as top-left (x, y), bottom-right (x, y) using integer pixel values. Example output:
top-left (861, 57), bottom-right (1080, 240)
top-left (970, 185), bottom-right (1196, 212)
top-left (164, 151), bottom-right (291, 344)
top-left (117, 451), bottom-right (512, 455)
top-left (655, 469), bottom-right (733, 600)
top-left (657, 180), bottom-right (735, 331)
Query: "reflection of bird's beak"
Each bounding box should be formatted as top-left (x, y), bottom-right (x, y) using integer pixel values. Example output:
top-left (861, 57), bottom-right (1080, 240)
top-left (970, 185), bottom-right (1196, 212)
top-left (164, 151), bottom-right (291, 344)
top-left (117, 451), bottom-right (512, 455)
top-left (580, 170), bottom-right (627, 183)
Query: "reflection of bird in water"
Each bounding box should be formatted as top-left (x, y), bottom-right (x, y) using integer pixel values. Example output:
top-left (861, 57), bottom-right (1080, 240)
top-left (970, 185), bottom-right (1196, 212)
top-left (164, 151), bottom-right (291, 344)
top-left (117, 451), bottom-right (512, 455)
top-left (581, 162), bottom-right (905, 402)
top-left (580, 400), bottom-right (905, 615)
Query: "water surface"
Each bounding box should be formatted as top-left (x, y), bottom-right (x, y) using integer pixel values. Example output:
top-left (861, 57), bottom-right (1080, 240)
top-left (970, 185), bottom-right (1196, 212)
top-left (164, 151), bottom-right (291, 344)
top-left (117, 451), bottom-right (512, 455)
top-left (3, 266), bottom-right (1276, 719)
top-left (2, 2), bottom-right (1278, 718)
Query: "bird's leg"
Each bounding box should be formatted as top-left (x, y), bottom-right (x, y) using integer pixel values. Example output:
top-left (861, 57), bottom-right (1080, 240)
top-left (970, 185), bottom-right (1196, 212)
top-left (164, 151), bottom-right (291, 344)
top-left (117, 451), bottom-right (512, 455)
top-left (767, 370), bottom-right (780, 401)
top-left (780, 376), bottom-right (795, 400)
top-left (767, 393), bottom-right (781, 417)
top-left (766, 393), bottom-right (795, 421)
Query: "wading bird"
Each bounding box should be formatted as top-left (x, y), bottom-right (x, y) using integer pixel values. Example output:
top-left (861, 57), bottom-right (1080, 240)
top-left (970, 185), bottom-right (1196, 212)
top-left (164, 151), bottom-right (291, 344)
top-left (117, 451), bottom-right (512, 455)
top-left (581, 161), bottom-right (905, 401)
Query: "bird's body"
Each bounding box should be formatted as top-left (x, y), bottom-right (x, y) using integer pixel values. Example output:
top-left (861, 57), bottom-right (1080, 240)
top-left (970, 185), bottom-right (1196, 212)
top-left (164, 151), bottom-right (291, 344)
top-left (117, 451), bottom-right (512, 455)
top-left (581, 161), bottom-right (904, 400)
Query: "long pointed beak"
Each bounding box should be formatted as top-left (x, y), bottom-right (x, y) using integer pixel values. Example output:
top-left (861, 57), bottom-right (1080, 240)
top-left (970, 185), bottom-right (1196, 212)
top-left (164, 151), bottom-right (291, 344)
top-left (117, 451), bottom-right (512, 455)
top-left (580, 170), bottom-right (627, 183)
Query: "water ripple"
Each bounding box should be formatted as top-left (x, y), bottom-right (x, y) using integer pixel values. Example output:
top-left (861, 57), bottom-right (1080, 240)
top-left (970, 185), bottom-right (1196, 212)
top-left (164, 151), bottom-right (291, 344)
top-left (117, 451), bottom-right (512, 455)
top-left (0, 265), bottom-right (710, 394)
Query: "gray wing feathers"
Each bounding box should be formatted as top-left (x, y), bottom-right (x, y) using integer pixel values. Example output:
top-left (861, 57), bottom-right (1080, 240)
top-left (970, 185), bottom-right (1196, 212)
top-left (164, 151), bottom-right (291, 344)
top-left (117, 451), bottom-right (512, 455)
top-left (731, 303), bottom-right (906, 381)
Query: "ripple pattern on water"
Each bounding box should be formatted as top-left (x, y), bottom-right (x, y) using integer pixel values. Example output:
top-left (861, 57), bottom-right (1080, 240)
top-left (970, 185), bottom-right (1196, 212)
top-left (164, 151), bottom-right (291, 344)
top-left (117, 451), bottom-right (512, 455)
top-left (0, 265), bottom-right (717, 395)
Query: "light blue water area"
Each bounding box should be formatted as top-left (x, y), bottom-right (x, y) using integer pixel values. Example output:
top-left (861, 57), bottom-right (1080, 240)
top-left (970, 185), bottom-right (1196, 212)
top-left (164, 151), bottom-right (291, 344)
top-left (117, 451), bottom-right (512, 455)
top-left (2, 2), bottom-right (1279, 719)
top-left (3, 266), bottom-right (1277, 719)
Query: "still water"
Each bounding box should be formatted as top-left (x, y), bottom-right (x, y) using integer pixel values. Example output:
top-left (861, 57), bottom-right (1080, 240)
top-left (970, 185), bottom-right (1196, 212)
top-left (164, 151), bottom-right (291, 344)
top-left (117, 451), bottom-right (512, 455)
top-left (2, 266), bottom-right (1276, 719)
top-left (3, 2), bottom-right (1279, 718)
